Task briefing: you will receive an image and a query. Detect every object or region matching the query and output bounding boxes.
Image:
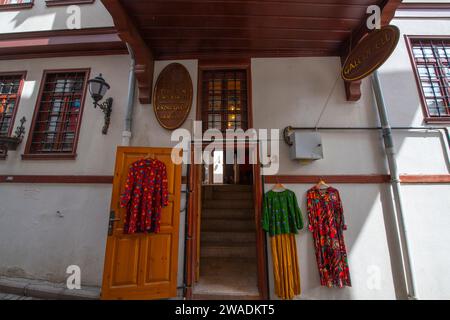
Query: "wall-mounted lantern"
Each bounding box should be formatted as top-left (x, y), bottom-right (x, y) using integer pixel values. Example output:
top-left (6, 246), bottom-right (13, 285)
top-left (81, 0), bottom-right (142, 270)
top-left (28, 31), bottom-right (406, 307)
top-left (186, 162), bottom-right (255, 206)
top-left (87, 74), bottom-right (113, 135)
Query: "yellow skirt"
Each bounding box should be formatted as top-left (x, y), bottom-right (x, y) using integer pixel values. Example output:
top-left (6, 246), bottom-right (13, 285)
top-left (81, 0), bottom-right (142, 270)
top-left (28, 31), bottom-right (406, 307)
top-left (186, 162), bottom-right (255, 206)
top-left (270, 233), bottom-right (301, 300)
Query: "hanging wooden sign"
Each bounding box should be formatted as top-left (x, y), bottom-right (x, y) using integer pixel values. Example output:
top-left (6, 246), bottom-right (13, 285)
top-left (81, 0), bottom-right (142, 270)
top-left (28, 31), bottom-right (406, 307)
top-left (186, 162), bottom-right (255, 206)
top-left (341, 25), bottom-right (400, 82)
top-left (153, 63), bottom-right (193, 130)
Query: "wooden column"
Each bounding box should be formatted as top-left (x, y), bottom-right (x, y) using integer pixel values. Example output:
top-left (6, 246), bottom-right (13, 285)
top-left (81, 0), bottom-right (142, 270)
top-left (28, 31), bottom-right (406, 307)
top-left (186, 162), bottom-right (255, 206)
top-left (101, 0), bottom-right (154, 104)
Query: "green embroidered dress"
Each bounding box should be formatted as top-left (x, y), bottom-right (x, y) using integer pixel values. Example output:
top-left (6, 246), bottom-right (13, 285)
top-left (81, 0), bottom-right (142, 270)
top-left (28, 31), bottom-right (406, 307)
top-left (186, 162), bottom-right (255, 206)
top-left (262, 190), bottom-right (304, 236)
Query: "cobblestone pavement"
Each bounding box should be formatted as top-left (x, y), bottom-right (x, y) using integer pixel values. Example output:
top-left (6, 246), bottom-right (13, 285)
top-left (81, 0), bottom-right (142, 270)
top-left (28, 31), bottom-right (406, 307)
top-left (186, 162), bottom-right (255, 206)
top-left (0, 292), bottom-right (37, 300)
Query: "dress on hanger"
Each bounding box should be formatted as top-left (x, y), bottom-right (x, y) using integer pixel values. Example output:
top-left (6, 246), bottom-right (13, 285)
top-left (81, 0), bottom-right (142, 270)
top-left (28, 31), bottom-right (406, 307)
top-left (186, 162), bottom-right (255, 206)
top-left (306, 186), bottom-right (351, 288)
top-left (262, 189), bottom-right (303, 299)
top-left (262, 189), bottom-right (304, 236)
top-left (120, 158), bottom-right (169, 234)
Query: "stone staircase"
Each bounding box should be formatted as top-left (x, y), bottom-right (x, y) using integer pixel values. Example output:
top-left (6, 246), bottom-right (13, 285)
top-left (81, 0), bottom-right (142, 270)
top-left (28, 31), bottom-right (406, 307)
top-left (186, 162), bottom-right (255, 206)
top-left (194, 184), bottom-right (259, 299)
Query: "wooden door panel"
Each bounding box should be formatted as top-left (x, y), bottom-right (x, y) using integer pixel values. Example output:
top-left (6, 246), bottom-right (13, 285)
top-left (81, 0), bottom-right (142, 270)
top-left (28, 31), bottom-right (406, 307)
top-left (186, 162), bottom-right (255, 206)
top-left (145, 234), bottom-right (172, 283)
top-left (110, 236), bottom-right (140, 287)
top-left (101, 147), bottom-right (182, 300)
top-left (160, 201), bottom-right (174, 226)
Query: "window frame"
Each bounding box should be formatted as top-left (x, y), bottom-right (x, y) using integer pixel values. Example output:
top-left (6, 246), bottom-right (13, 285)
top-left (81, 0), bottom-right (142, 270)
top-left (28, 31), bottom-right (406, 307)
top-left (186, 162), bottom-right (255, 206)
top-left (197, 60), bottom-right (253, 133)
top-left (0, 0), bottom-right (34, 10)
top-left (0, 71), bottom-right (26, 138)
top-left (22, 68), bottom-right (90, 160)
top-left (45, 0), bottom-right (94, 7)
top-left (405, 35), bottom-right (450, 123)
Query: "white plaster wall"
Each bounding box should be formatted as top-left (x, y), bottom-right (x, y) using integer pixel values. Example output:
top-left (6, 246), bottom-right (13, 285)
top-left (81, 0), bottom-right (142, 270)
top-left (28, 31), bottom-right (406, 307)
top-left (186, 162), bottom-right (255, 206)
top-left (378, 18), bottom-right (450, 175)
top-left (0, 183), bottom-right (111, 286)
top-left (0, 15), bottom-right (449, 299)
top-left (251, 55), bottom-right (450, 299)
top-left (0, 55), bottom-right (130, 175)
top-left (132, 60), bottom-right (198, 150)
top-left (0, 57), bottom-right (195, 289)
top-left (401, 185), bottom-right (450, 299)
top-left (0, 0), bottom-right (113, 33)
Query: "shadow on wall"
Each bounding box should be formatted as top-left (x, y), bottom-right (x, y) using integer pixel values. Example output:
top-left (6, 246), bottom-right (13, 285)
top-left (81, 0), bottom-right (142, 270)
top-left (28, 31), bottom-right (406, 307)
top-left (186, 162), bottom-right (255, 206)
top-left (294, 184), bottom-right (398, 300)
top-left (7, 3), bottom-right (106, 31)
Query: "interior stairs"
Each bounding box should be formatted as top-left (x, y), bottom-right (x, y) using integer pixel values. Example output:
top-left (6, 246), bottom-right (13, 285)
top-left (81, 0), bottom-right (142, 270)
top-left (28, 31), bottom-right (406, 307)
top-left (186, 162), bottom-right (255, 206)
top-left (193, 184), bottom-right (260, 300)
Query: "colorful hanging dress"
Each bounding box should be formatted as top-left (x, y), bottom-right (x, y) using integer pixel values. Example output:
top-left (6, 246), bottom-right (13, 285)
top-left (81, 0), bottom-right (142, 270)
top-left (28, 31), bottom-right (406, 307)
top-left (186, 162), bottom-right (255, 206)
top-left (262, 189), bottom-right (303, 300)
top-left (306, 186), bottom-right (351, 288)
top-left (120, 158), bottom-right (168, 234)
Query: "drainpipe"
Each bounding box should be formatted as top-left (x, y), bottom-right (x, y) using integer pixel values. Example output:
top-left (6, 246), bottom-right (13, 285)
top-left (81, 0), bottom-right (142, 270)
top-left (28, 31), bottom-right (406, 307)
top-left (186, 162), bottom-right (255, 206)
top-left (372, 71), bottom-right (418, 300)
top-left (122, 43), bottom-right (136, 146)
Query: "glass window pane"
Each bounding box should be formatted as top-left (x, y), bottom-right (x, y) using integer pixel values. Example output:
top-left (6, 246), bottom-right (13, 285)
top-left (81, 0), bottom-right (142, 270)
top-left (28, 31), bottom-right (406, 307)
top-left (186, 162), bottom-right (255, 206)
top-left (0, 74), bottom-right (23, 136)
top-left (418, 65), bottom-right (437, 79)
top-left (29, 71), bottom-right (86, 153)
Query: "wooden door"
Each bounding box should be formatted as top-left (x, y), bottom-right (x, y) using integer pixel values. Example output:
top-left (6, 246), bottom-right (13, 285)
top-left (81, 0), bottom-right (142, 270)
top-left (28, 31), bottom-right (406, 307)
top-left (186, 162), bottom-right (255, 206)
top-left (101, 147), bottom-right (182, 300)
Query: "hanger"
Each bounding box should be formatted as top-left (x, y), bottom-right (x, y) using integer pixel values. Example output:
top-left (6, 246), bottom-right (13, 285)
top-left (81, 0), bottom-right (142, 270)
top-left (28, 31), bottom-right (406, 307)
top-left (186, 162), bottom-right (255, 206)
top-left (272, 177), bottom-right (286, 192)
top-left (316, 178), bottom-right (330, 190)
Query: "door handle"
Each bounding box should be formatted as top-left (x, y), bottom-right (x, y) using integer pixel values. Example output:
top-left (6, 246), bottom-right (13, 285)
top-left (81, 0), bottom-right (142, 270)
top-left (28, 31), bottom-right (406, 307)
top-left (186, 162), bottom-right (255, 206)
top-left (108, 210), bottom-right (121, 236)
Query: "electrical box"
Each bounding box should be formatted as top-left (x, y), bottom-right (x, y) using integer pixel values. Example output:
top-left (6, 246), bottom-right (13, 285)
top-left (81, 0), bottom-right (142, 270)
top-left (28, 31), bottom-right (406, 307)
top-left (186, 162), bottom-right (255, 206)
top-left (289, 132), bottom-right (323, 160)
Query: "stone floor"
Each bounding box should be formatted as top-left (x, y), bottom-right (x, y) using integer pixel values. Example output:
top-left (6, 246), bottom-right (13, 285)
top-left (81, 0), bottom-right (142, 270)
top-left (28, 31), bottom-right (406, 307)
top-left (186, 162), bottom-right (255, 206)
top-left (193, 258), bottom-right (259, 298)
top-left (0, 276), bottom-right (100, 300)
top-left (0, 292), bottom-right (37, 300)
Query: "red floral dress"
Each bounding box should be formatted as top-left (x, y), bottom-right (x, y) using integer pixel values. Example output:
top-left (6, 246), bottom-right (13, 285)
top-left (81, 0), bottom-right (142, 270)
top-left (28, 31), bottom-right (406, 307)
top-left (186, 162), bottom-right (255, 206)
top-left (120, 158), bottom-right (169, 234)
top-left (307, 186), bottom-right (351, 288)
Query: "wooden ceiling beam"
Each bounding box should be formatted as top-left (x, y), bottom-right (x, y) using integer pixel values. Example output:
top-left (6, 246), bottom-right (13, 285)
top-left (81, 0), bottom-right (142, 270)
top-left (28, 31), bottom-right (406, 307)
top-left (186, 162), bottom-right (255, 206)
top-left (101, 0), bottom-right (154, 104)
top-left (340, 0), bottom-right (403, 101)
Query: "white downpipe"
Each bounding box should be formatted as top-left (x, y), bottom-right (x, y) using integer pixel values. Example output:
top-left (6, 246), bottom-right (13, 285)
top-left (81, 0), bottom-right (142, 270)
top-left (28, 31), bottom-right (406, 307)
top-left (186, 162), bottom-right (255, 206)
top-left (372, 71), bottom-right (418, 300)
top-left (122, 43), bottom-right (136, 146)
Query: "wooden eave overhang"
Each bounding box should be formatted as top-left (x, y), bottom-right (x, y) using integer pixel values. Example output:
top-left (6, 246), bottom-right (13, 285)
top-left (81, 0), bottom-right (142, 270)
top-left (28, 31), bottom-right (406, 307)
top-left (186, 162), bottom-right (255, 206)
top-left (101, 0), bottom-right (403, 103)
top-left (0, 27), bottom-right (127, 60)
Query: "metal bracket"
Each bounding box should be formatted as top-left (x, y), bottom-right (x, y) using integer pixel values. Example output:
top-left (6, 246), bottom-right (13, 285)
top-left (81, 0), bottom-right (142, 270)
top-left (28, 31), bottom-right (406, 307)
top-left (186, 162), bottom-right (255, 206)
top-left (108, 210), bottom-right (120, 236)
top-left (283, 126), bottom-right (294, 146)
top-left (95, 97), bottom-right (113, 135)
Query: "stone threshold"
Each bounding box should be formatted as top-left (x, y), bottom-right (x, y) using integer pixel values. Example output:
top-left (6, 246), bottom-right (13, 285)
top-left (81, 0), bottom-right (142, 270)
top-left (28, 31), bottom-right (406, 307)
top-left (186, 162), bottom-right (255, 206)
top-left (0, 276), bottom-right (100, 300)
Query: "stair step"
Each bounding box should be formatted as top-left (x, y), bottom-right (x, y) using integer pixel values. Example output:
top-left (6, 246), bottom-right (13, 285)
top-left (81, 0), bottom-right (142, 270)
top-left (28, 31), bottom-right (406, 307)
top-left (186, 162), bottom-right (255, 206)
top-left (201, 244), bottom-right (256, 258)
top-left (202, 219), bottom-right (255, 232)
top-left (201, 231), bottom-right (256, 244)
top-left (212, 192), bottom-right (253, 200)
top-left (203, 199), bottom-right (253, 209)
top-left (202, 208), bottom-right (253, 219)
top-left (210, 185), bottom-right (253, 193)
top-left (194, 257), bottom-right (259, 297)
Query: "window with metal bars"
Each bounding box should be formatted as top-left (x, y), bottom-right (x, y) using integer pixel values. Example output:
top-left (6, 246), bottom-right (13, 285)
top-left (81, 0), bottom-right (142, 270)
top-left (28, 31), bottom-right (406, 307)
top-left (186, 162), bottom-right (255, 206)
top-left (409, 38), bottom-right (450, 121)
top-left (0, 73), bottom-right (25, 137)
top-left (25, 70), bottom-right (88, 157)
top-left (0, 0), bottom-right (32, 4)
top-left (201, 69), bottom-right (248, 132)
top-left (0, 0), bottom-right (33, 7)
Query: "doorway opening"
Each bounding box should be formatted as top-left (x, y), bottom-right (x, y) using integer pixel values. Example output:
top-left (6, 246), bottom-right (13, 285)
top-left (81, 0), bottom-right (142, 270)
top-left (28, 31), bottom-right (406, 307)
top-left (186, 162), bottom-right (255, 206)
top-left (187, 61), bottom-right (268, 299)
top-left (194, 148), bottom-right (259, 298)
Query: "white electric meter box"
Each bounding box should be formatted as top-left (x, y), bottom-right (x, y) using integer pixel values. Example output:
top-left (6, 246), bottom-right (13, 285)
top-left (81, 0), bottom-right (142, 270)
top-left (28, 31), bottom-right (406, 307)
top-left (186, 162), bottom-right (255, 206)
top-left (289, 132), bottom-right (323, 160)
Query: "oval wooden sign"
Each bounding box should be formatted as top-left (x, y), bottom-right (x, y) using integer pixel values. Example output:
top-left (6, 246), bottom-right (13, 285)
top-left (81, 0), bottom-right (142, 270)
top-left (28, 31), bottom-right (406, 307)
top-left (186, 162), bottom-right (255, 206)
top-left (153, 63), bottom-right (193, 130)
top-left (342, 25), bottom-right (400, 82)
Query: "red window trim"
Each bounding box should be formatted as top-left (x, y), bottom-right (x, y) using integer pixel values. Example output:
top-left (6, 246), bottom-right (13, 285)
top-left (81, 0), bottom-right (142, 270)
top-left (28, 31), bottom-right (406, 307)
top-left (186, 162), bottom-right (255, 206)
top-left (0, 1), bottom-right (33, 10)
top-left (196, 59), bottom-right (253, 131)
top-left (405, 35), bottom-right (450, 123)
top-left (0, 71), bottom-right (26, 138)
top-left (45, 0), bottom-right (94, 7)
top-left (22, 68), bottom-right (90, 160)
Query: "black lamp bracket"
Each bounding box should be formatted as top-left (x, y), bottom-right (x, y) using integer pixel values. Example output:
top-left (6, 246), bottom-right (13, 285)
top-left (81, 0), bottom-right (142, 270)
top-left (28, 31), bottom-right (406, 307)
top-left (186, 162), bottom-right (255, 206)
top-left (94, 97), bottom-right (113, 135)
